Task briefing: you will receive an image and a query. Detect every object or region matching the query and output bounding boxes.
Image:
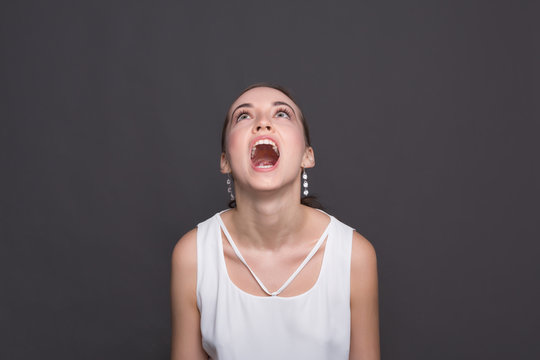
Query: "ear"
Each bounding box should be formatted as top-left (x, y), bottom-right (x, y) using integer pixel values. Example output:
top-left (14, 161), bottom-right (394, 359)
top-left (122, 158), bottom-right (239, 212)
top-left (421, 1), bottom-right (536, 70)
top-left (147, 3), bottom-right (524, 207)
top-left (220, 152), bottom-right (231, 174)
top-left (301, 146), bottom-right (315, 169)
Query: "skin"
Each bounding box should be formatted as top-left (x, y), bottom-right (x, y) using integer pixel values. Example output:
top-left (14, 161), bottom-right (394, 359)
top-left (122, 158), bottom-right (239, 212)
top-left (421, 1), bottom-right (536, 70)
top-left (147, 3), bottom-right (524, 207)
top-left (170, 87), bottom-right (380, 359)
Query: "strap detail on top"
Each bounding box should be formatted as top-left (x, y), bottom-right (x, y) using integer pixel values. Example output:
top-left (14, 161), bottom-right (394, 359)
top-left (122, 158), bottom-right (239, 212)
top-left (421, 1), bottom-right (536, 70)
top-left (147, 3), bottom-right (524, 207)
top-left (216, 213), bottom-right (333, 297)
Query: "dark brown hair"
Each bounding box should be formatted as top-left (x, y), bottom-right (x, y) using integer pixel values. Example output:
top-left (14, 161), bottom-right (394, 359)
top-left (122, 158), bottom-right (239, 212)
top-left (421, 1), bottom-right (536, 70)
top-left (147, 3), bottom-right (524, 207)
top-left (221, 82), bottom-right (323, 210)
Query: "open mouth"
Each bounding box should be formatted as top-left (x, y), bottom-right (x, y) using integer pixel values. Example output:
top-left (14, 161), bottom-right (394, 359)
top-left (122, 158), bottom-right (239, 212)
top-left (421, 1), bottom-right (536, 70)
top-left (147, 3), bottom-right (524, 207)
top-left (250, 138), bottom-right (280, 169)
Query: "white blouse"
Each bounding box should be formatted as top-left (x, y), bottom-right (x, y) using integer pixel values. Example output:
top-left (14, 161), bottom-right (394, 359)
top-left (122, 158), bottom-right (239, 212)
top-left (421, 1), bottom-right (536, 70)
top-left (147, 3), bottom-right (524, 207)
top-left (196, 210), bottom-right (353, 360)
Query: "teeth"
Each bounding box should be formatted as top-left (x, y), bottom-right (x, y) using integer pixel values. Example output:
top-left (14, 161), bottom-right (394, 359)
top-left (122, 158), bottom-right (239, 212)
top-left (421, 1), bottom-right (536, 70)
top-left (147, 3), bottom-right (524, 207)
top-left (255, 138), bottom-right (276, 147)
top-left (251, 138), bottom-right (280, 158)
top-left (256, 164), bottom-right (274, 169)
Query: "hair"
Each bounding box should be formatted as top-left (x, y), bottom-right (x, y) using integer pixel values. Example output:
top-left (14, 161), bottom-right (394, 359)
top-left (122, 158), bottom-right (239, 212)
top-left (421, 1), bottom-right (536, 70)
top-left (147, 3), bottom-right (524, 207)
top-left (221, 82), bottom-right (323, 210)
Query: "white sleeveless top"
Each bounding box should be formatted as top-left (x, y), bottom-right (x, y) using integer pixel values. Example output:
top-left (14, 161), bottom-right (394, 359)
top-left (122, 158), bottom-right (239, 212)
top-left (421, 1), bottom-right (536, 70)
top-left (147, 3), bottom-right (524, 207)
top-left (196, 210), bottom-right (354, 360)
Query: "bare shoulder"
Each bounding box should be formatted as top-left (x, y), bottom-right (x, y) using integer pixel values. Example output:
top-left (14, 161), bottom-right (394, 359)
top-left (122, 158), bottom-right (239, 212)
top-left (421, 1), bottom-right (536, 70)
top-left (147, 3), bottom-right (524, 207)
top-left (350, 231), bottom-right (378, 300)
top-left (351, 231), bottom-right (377, 270)
top-left (171, 228), bottom-right (199, 305)
top-left (171, 228), bottom-right (207, 359)
top-left (171, 228), bottom-right (198, 268)
top-left (171, 228), bottom-right (199, 293)
top-left (349, 231), bottom-right (380, 359)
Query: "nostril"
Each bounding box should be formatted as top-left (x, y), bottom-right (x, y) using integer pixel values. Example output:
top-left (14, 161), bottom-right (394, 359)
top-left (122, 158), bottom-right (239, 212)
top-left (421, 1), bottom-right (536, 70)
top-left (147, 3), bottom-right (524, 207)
top-left (255, 125), bottom-right (272, 132)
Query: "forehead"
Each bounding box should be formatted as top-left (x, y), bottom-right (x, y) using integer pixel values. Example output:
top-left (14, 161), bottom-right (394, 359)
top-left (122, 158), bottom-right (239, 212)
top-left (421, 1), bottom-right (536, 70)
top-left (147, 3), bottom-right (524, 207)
top-left (228, 87), bottom-right (299, 115)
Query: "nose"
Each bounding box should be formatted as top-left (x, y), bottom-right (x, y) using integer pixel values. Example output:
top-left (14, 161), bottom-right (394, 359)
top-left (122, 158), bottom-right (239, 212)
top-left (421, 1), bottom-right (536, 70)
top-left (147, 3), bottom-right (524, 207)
top-left (256, 124), bottom-right (272, 131)
top-left (253, 116), bottom-right (273, 133)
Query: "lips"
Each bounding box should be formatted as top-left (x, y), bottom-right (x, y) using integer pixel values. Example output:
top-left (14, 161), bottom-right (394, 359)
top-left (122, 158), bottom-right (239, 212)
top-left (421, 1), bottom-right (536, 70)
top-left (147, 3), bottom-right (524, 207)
top-left (250, 137), bottom-right (280, 169)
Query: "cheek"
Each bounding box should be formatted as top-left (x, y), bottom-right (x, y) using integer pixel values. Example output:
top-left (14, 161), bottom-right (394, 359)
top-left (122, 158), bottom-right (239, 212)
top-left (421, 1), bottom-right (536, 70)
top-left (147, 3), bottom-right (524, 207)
top-left (285, 126), bottom-right (308, 153)
top-left (224, 128), bottom-right (246, 160)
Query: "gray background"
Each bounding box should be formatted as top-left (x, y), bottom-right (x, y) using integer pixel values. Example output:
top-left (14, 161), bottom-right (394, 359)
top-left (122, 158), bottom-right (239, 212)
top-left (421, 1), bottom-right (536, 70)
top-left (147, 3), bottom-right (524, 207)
top-left (2, 1), bottom-right (538, 359)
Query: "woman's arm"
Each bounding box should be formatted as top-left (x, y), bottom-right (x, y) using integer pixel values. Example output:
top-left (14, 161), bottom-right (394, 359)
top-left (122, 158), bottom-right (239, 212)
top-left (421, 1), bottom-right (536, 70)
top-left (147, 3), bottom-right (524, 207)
top-left (170, 228), bottom-right (207, 360)
top-left (349, 231), bottom-right (380, 360)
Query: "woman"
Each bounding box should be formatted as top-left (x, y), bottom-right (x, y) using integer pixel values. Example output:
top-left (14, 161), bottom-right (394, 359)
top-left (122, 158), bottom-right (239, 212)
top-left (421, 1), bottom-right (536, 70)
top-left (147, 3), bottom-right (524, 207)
top-left (171, 84), bottom-right (380, 359)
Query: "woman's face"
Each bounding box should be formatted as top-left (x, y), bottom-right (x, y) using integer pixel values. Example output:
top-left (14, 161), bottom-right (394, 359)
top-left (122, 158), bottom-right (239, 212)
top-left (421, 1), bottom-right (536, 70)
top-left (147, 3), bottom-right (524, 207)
top-left (221, 87), bottom-right (314, 193)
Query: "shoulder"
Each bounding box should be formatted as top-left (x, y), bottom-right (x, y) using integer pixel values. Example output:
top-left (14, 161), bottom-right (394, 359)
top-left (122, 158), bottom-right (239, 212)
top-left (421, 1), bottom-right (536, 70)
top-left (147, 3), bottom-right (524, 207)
top-left (350, 231), bottom-right (378, 300)
top-left (350, 231), bottom-right (377, 268)
top-left (171, 228), bottom-right (199, 311)
top-left (171, 228), bottom-right (208, 359)
top-left (349, 231), bottom-right (380, 359)
top-left (171, 228), bottom-right (198, 277)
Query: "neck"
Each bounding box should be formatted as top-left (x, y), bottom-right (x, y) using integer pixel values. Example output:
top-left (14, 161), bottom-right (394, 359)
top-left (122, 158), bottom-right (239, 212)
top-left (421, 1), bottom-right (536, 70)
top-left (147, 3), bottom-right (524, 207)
top-left (229, 185), bottom-right (307, 250)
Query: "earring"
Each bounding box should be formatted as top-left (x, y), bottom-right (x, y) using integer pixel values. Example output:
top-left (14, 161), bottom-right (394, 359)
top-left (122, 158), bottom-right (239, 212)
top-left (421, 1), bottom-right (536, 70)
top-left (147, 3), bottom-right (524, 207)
top-left (227, 174), bottom-right (235, 201)
top-left (302, 169), bottom-right (309, 196)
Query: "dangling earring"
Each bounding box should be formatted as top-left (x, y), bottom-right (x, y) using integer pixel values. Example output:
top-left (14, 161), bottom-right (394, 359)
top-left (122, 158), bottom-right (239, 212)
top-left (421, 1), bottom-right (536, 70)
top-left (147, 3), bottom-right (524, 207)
top-left (226, 173), bottom-right (235, 201)
top-left (302, 168), bottom-right (309, 197)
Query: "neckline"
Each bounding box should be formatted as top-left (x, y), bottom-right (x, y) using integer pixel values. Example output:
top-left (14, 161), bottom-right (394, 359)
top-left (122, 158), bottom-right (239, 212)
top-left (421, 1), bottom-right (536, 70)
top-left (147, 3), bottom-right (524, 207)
top-left (216, 209), bottom-right (333, 299)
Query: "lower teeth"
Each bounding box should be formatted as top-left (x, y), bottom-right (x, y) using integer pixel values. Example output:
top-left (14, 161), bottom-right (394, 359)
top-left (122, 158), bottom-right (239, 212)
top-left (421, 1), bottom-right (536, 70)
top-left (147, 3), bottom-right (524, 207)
top-left (256, 164), bottom-right (273, 169)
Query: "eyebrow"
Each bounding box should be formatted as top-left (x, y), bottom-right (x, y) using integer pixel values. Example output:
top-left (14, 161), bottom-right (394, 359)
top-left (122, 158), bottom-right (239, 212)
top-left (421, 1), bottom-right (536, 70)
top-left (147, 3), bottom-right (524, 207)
top-left (230, 101), bottom-right (297, 117)
top-left (273, 101), bottom-right (297, 116)
top-left (230, 103), bottom-right (253, 117)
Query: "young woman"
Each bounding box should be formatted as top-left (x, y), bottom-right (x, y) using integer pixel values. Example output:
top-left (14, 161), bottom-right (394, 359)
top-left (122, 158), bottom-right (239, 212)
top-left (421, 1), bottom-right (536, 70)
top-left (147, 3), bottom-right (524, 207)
top-left (171, 84), bottom-right (380, 360)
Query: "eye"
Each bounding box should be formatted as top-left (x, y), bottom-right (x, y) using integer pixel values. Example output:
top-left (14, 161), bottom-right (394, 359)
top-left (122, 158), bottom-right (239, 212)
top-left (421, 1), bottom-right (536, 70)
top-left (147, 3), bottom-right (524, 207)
top-left (275, 108), bottom-right (291, 119)
top-left (235, 111), bottom-right (251, 122)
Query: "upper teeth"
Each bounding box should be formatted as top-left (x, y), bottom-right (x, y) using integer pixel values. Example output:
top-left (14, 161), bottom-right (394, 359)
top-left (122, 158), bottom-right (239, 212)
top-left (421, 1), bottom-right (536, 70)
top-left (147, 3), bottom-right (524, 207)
top-left (251, 138), bottom-right (279, 158)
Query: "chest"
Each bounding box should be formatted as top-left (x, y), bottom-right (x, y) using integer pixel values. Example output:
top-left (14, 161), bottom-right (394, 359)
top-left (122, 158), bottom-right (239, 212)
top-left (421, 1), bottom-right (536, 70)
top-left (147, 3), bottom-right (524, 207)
top-left (221, 234), bottom-right (327, 297)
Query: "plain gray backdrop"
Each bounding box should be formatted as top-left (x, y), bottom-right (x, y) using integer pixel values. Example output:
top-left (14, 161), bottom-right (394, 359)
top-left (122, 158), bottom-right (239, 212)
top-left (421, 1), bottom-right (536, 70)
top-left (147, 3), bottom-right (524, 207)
top-left (2, 1), bottom-right (538, 359)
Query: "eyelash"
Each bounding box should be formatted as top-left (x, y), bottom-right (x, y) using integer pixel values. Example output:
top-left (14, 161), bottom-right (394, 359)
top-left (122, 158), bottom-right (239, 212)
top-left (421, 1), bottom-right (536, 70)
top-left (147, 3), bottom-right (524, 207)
top-left (235, 110), bottom-right (251, 122)
top-left (275, 107), bottom-right (292, 118)
top-left (234, 107), bottom-right (292, 122)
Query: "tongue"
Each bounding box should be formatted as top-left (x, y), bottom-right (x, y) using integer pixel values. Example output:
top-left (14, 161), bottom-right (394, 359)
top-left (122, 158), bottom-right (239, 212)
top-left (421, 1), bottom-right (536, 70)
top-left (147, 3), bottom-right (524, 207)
top-left (252, 145), bottom-right (278, 167)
